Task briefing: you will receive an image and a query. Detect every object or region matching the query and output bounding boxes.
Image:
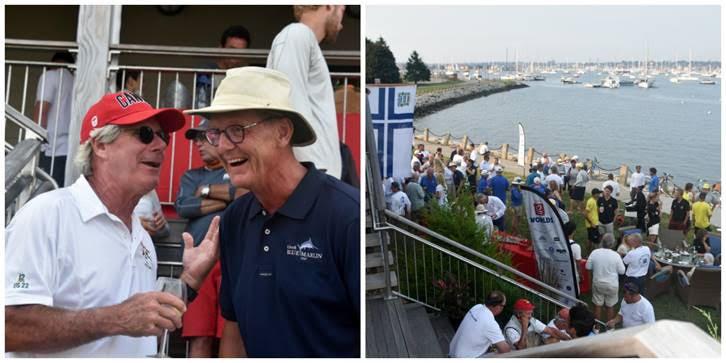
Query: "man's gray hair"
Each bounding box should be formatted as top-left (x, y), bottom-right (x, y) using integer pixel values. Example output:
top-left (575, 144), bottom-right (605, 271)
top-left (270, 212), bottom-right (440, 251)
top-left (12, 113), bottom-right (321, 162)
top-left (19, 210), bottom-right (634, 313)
top-left (74, 125), bottom-right (122, 177)
top-left (627, 233), bottom-right (643, 245)
top-left (601, 233), bottom-right (615, 249)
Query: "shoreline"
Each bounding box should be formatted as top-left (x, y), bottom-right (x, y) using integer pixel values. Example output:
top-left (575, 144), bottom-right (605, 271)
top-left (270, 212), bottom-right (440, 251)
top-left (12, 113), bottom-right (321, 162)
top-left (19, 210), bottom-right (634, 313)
top-left (414, 80), bottom-right (528, 118)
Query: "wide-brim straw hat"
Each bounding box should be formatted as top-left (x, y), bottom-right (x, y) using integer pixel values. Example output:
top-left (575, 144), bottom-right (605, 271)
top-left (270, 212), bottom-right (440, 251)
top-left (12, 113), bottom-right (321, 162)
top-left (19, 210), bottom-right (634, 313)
top-left (184, 66), bottom-right (316, 147)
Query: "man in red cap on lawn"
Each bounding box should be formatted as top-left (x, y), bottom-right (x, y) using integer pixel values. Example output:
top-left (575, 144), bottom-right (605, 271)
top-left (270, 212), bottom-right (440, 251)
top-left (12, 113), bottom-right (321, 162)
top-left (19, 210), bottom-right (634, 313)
top-left (504, 298), bottom-right (571, 350)
top-left (5, 91), bottom-right (219, 357)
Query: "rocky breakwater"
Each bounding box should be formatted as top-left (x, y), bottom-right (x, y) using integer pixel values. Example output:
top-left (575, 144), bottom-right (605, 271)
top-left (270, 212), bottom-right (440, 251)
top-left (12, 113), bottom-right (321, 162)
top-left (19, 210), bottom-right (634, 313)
top-left (415, 80), bottom-right (528, 118)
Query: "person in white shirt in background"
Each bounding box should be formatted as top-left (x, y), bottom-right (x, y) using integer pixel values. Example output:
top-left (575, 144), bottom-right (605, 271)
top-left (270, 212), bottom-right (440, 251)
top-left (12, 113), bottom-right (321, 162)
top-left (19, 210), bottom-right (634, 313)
top-left (586, 233), bottom-right (625, 323)
top-left (478, 141), bottom-right (490, 156)
top-left (449, 291), bottom-right (511, 357)
top-left (606, 282), bottom-right (655, 329)
top-left (477, 194), bottom-right (507, 232)
top-left (389, 181), bottom-right (411, 218)
top-left (504, 299), bottom-right (570, 350)
top-left (629, 165), bottom-right (646, 201)
top-left (436, 184), bottom-right (448, 207)
top-left (469, 143), bottom-right (479, 164)
top-left (33, 51), bottom-right (76, 186)
top-left (622, 233), bottom-right (651, 295)
top-left (474, 204), bottom-right (494, 241)
top-left (544, 165), bottom-right (564, 190)
top-left (602, 173), bottom-right (621, 199)
top-left (563, 221), bottom-right (583, 284)
top-left (542, 308), bottom-right (572, 344)
top-left (267, 5), bottom-right (345, 178)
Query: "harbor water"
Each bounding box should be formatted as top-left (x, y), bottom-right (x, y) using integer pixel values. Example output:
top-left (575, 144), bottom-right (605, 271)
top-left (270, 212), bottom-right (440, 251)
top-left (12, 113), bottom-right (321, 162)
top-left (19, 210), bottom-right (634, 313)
top-left (415, 74), bottom-right (721, 186)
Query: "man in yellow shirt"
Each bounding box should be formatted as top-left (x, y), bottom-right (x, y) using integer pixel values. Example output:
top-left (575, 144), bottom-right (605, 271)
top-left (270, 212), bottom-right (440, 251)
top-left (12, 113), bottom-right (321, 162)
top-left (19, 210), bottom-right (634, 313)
top-left (692, 192), bottom-right (713, 232)
top-left (586, 188), bottom-right (602, 249)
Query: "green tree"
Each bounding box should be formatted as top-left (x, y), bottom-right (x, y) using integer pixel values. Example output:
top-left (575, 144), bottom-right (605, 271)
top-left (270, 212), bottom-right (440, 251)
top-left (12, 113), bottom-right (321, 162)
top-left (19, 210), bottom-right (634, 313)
top-left (404, 50), bottom-right (431, 84)
top-left (366, 37), bottom-right (401, 84)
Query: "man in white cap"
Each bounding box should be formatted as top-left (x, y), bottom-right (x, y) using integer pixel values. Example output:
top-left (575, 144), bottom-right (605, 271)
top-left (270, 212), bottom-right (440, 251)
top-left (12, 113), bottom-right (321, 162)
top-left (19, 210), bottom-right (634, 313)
top-left (489, 165), bottom-right (509, 204)
top-left (184, 67), bottom-right (359, 357)
top-left (267, 5), bottom-right (346, 179)
top-left (6, 91), bottom-right (217, 357)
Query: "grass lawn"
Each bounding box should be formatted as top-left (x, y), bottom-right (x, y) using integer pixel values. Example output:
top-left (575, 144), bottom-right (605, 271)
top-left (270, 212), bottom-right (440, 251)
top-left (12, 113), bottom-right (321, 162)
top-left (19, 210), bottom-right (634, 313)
top-left (416, 80), bottom-right (465, 95)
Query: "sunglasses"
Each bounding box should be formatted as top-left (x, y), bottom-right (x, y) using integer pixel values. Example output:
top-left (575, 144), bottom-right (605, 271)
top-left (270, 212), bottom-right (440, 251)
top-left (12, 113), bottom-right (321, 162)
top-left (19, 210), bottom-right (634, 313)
top-left (127, 125), bottom-right (169, 145)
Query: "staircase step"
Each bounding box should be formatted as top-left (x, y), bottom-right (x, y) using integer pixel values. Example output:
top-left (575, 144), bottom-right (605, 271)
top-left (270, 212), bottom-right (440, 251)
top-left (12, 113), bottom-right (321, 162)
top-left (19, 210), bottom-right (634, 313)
top-left (404, 303), bottom-right (444, 357)
top-left (429, 312), bottom-right (457, 357)
top-left (366, 232), bottom-right (381, 248)
top-left (366, 251), bottom-right (395, 269)
top-left (366, 271), bottom-right (398, 291)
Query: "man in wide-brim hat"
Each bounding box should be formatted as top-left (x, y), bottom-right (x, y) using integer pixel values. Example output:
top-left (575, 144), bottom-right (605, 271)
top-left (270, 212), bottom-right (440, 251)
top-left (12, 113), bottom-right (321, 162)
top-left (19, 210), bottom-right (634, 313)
top-left (184, 66), bottom-right (359, 358)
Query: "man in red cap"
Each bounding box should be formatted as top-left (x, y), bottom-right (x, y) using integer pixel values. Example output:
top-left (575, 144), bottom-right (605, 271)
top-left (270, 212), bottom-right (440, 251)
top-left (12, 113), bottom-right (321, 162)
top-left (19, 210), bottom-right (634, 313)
top-left (504, 298), bottom-right (571, 350)
top-left (5, 91), bottom-right (219, 357)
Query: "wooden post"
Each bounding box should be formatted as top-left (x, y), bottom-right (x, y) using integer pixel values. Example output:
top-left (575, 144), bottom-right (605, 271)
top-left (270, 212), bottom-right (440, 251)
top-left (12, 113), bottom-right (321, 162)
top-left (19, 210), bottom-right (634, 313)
top-left (462, 135), bottom-right (469, 149)
top-left (619, 164), bottom-right (629, 186)
top-left (443, 133), bottom-right (451, 146)
top-left (424, 128), bottom-right (430, 142)
top-left (527, 147), bottom-right (535, 166)
top-left (502, 143), bottom-right (509, 160)
top-left (65, 5), bottom-right (121, 186)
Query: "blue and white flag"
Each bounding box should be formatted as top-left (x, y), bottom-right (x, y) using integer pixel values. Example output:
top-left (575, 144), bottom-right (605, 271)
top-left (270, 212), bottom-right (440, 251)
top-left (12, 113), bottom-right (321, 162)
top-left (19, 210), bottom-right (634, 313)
top-left (367, 85), bottom-right (417, 179)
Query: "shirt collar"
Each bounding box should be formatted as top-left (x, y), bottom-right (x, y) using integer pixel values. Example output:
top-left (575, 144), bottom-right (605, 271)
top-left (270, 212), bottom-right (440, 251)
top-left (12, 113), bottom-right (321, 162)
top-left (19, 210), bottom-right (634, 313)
top-left (249, 162), bottom-right (323, 220)
top-left (70, 175), bottom-right (114, 223)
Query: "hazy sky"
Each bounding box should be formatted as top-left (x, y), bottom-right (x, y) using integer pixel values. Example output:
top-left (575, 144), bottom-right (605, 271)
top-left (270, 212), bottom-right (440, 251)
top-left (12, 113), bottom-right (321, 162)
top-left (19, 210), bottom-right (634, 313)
top-left (367, 5), bottom-right (721, 63)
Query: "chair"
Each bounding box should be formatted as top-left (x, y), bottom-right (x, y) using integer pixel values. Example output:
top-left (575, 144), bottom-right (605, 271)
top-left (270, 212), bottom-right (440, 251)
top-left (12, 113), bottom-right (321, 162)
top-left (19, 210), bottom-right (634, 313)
top-left (707, 233), bottom-right (721, 257)
top-left (644, 267), bottom-right (673, 300)
top-left (675, 267), bottom-right (721, 309)
top-left (658, 228), bottom-right (686, 251)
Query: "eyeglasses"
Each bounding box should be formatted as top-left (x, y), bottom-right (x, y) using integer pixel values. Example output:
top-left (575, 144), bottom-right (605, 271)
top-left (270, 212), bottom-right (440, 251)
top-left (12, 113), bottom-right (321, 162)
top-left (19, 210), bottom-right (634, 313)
top-left (203, 116), bottom-right (278, 147)
top-left (127, 125), bottom-right (169, 145)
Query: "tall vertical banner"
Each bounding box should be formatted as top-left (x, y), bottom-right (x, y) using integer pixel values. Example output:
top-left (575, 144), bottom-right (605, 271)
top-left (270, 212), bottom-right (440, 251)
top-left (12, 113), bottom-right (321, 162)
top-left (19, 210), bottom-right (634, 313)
top-left (517, 123), bottom-right (525, 167)
top-left (367, 85), bottom-right (416, 179)
top-left (520, 185), bottom-right (579, 302)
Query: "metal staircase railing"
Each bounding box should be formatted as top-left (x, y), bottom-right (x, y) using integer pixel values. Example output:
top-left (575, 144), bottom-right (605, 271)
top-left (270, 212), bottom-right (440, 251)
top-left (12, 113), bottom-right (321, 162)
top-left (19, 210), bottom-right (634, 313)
top-left (364, 88), bottom-right (590, 326)
top-left (5, 104), bottom-right (58, 221)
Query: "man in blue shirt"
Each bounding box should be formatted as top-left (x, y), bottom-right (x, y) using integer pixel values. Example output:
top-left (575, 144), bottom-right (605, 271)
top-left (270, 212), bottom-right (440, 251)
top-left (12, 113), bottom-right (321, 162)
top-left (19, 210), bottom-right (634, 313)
top-left (526, 165), bottom-right (539, 186)
top-left (510, 177), bottom-right (524, 234)
top-left (185, 67), bottom-right (359, 357)
top-left (648, 167), bottom-right (659, 194)
top-left (477, 170), bottom-right (490, 194)
top-left (489, 166), bottom-right (510, 203)
top-left (419, 167), bottom-right (438, 200)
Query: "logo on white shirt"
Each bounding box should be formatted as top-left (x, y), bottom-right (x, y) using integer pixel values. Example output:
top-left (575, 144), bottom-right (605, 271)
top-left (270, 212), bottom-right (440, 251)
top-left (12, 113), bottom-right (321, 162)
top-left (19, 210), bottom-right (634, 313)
top-left (141, 244), bottom-right (153, 270)
top-left (12, 273), bottom-right (29, 289)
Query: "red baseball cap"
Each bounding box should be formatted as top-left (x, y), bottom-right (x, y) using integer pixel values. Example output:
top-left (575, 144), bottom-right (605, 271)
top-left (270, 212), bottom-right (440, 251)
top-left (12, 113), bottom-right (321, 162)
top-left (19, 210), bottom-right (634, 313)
top-left (513, 298), bottom-right (535, 311)
top-left (80, 91), bottom-right (186, 143)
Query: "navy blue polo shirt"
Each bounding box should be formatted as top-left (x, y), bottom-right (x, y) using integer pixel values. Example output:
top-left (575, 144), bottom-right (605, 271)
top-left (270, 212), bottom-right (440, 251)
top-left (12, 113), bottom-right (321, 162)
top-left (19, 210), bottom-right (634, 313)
top-left (218, 163), bottom-right (360, 358)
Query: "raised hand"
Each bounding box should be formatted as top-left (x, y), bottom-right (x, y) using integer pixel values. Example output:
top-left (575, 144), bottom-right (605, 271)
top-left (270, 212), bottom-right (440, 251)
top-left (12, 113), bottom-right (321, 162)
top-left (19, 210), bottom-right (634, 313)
top-left (180, 216), bottom-right (220, 291)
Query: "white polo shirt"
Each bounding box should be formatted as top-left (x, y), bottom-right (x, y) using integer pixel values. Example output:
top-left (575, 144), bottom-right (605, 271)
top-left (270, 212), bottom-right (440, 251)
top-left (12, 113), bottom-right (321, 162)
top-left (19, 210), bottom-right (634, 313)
top-left (504, 315), bottom-right (547, 349)
top-left (390, 190), bottom-right (411, 216)
top-left (449, 304), bottom-right (505, 358)
top-left (622, 246), bottom-right (651, 278)
top-left (5, 175), bottom-right (157, 357)
top-left (619, 296), bottom-right (656, 328)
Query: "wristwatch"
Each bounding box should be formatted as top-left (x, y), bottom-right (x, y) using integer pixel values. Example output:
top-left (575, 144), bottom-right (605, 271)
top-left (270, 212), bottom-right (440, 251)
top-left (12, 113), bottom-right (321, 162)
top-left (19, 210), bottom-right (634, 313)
top-left (200, 184), bottom-right (211, 198)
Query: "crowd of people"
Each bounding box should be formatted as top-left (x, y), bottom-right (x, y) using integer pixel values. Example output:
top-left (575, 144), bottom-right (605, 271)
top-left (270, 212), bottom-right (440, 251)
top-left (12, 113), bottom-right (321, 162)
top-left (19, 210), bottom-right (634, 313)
top-left (388, 142), bottom-right (721, 357)
top-left (6, 6), bottom-right (360, 358)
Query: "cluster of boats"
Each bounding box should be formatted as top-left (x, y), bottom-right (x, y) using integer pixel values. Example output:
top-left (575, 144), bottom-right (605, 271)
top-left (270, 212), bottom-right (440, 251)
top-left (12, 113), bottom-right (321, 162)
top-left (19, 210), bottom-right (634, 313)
top-left (571, 75), bottom-right (655, 89)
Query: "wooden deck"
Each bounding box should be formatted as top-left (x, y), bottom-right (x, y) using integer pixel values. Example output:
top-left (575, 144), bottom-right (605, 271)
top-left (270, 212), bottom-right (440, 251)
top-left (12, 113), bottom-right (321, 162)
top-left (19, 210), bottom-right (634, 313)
top-left (366, 297), bottom-right (453, 358)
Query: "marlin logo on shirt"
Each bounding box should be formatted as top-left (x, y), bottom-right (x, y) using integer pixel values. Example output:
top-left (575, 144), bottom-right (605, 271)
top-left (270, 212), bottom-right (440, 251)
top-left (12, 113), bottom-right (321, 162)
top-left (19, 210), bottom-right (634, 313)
top-left (287, 238), bottom-right (323, 261)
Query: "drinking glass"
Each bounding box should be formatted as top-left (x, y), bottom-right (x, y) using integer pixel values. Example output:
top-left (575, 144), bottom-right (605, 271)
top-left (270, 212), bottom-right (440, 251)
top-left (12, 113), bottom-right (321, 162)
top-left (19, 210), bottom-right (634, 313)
top-left (148, 277), bottom-right (187, 358)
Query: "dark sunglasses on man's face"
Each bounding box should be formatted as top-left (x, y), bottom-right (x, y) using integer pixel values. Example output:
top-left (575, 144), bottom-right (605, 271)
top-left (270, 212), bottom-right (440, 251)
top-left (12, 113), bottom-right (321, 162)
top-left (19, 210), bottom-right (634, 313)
top-left (128, 125), bottom-right (169, 145)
